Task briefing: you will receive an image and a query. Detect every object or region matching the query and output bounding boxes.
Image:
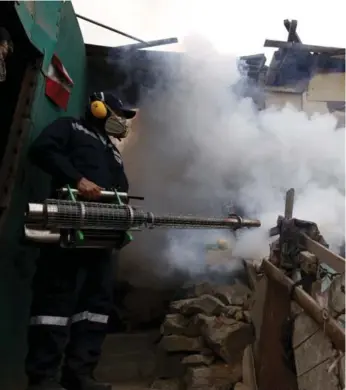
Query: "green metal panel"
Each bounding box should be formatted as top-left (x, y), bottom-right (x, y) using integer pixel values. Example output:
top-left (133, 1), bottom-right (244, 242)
top-left (0, 2), bottom-right (86, 389)
top-left (15, 0), bottom-right (63, 71)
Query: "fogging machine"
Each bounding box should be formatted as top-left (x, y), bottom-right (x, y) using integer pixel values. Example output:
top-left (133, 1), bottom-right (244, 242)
top-left (24, 187), bottom-right (261, 248)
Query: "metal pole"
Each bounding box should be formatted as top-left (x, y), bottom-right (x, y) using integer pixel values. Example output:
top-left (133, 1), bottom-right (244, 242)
top-left (76, 13), bottom-right (147, 44)
top-left (110, 37), bottom-right (178, 52)
top-left (261, 258), bottom-right (345, 352)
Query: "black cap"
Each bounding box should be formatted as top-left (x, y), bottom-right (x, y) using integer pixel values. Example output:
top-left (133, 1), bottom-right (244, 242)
top-left (0, 27), bottom-right (11, 42)
top-left (103, 92), bottom-right (136, 119)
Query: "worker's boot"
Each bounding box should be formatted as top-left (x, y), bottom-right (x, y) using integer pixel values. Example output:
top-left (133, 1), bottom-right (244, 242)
top-left (27, 378), bottom-right (66, 390)
top-left (60, 374), bottom-right (112, 390)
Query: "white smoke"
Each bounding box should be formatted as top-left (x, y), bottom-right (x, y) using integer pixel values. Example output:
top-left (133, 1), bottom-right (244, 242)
top-left (120, 35), bottom-right (345, 285)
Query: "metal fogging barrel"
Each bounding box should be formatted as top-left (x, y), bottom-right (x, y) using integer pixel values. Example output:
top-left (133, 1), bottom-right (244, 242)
top-left (26, 200), bottom-right (261, 231)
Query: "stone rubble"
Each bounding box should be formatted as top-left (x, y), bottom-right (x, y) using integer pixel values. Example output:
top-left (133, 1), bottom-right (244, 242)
top-left (234, 383), bottom-right (250, 390)
top-left (155, 281), bottom-right (256, 390)
top-left (151, 378), bottom-right (181, 390)
top-left (159, 335), bottom-right (206, 353)
top-left (181, 354), bottom-right (215, 367)
top-left (184, 363), bottom-right (242, 390)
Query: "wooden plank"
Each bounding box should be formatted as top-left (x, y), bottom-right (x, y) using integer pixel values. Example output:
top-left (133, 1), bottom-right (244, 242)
top-left (302, 234), bottom-right (346, 274)
top-left (250, 275), bottom-right (268, 359)
top-left (292, 312), bottom-right (319, 349)
top-left (307, 73), bottom-right (345, 102)
top-left (294, 328), bottom-right (334, 376)
top-left (264, 40), bottom-right (345, 55)
top-left (242, 345), bottom-right (258, 390)
top-left (284, 188), bottom-right (295, 219)
top-left (284, 19), bottom-right (301, 43)
top-left (339, 355), bottom-right (345, 389)
top-left (264, 83), bottom-right (307, 94)
top-left (264, 86), bottom-right (299, 93)
top-left (286, 20), bottom-right (299, 43)
top-left (257, 278), bottom-right (298, 390)
top-left (261, 259), bottom-right (345, 352)
top-left (297, 359), bottom-right (339, 390)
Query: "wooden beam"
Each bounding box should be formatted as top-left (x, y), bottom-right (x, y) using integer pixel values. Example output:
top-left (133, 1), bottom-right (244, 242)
top-left (301, 233), bottom-right (346, 273)
top-left (284, 188), bottom-right (295, 219)
top-left (256, 276), bottom-right (298, 390)
top-left (284, 19), bottom-right (301, 43)
top-left (261, 259), bottom-right (345, 352)
top-left (242, 345), bottom-right (258, 390)
top-left (264, 39), bottom-right (345, 55)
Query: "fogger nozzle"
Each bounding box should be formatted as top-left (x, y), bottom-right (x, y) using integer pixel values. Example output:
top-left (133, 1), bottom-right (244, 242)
top-left (26, 200), bottom-right (261, 231)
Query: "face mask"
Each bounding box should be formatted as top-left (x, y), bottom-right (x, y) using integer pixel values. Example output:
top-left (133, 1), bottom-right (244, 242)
top-left (105, 114), bottom-right (131, 139)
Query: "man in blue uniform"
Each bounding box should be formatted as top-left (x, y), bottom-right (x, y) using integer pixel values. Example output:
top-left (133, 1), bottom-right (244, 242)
top-left (25, 92), bottom-right (136, 390)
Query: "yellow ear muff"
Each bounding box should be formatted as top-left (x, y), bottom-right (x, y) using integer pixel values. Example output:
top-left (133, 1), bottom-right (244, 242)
top-left (90, 100), bottom-right (108, 119)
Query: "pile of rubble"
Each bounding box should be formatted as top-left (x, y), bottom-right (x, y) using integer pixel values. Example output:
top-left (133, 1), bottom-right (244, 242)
top-left (153, 281), bottom-right (255, 390)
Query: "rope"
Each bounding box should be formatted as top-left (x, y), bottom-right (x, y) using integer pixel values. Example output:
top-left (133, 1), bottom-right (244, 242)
top-left (319, 264), bottom-right (342, 282)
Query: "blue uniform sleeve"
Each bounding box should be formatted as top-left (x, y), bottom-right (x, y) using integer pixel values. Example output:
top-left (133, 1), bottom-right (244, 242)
top-left (29, 117), bottom-right (83, 185)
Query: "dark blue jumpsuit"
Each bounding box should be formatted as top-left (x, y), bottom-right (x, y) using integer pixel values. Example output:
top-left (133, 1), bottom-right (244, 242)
top-left (25, 117), bottom-right (128, 384)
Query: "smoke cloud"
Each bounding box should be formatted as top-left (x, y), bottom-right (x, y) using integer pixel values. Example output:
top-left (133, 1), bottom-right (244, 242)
top-left (118, 35), bottom-right (345, 288)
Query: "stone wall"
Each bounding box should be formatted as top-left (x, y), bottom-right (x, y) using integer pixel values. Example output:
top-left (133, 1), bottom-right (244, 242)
top-left (152, 281), bottom-right (256, 390)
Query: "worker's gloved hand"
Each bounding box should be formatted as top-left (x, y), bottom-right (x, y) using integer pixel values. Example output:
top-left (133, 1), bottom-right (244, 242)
top-left (77, 177), bottom-right (103, 200)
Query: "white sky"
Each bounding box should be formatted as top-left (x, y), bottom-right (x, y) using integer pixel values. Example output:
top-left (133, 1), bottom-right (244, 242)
top-left (72, 0), bottom-right (345, 61)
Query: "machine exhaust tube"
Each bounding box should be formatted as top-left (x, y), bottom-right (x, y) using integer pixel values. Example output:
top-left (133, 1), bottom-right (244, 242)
top-left (25, 200), bottom-right (261, 231)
